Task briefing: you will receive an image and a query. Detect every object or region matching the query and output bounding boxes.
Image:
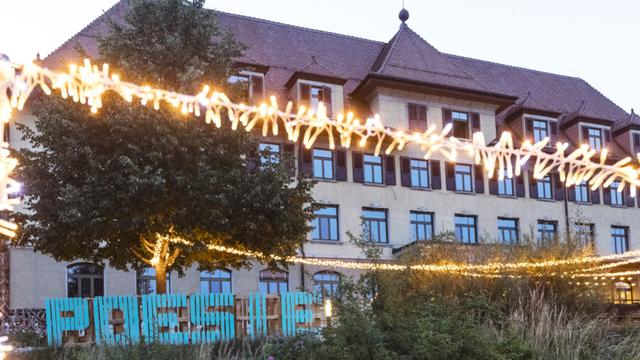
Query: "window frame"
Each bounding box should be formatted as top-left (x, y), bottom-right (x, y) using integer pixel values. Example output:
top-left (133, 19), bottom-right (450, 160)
top-left (610, 181), bottom-right (625, 206)
top-left (497, 170), bottom-right (515, 196)
top-left (136, 267), bottom-right (172, 295)
top-left (312, 204), bottom-right (339, 241)
top-left (200, 269), bottom-right (232, 294)
top-left (313, 270), bottom-right (341, 297)
top-left (409, 158), bottom-right (430, 189)
top-left (451, 111), bottom-right (470, 139)
top-left (532, 119), bottom-right (549, 143)
top-left (611, 226), bottom-right (629, 254)
top-left (363, 154), bottom-right (384, 185)
top-left (536, 220), bottom-right (558, 243)
top-left (537, 175), bottom-right (553, 200)
top-left (227, 73), bottom-right (264, 101)
top-left (67, 263), bottom-right (104, 298)
top-left (361, 208), bottom-right (389, 244)
top-left (574, 181), bottom-right (590, 203)
top-left (586, 126), bottom-right (604, 151)
top-left (454, 164), bottom-right (473, 193)
top-left (258, 142), bottom-right (281, 166)
top-left (575, 223), bottom-right (595, 247)
top-left (410, 211), bottom-right (434, 241)
top-left (497, 217), bottom-right (519, 244)
top-left (312, 148), bottom-right (335, 180)
top-left (259, 269), bottom-right (289, 294)
top-left (454, 214), bottom-right (478, 244)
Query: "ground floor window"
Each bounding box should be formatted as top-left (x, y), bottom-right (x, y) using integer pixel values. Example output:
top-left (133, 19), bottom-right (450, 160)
top-left (259, 269), bottom-right (288, 294)
top-left (454, 215), bottom-right (477, 244)
top-left (410, 211), bottom-right (434, 241)
top-left (611, 226), bottom-right (629, 254)
top-left (67, 263), bottom-right (104, 298)
top-left (200, 269), bottom-right (232, 294)
top-left (613, 281), bottom-right (634, 304)
top-left (137, 268), bottom-right (171, 295)
top-left (497, 218), bottom-right (519, 244)
top-left (536, 220), bottom-right (558, 243)
top-left (313, 271), bottom-right (341, 297)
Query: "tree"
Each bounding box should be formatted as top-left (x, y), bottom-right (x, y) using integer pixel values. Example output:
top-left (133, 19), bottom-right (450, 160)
top-left (15, 0), bottom-right (315, 294)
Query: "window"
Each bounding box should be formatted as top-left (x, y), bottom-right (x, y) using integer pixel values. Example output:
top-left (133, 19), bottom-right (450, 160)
top-left (454, 215), bottom-right (477, 244)
top-left (611, 226), bottom-right (629, 254)
top-left (310, 86), bottom-right (330, 111)
top-left (67, 263), bottom-right (104, 298)
top-left (537, 175), bottom-right (553, 200)
top-left (452, 111), bottom-right (470, 139)
top-left (536, 220), bottom-right (557, 243)
top-left (407, 103), bottom-right (427, 131)
top-left (410, 211), bottom-right (434, 241)
top-left (575, 223), bottom-right (595, 247)
top-left (454, 164), bottom-right (473, 192)
top-left (259, 269), bottom-right (288, 294)
top-left (137, 268), bottom-right (171, 295)
top-left (312, 149), bottom-right (334, 180)
top-left (497, 218), bottom-right (519, 244)
top-left (228, 74), bottom-right (264, 101)
top-left (587, 127), bottom-right (603, 151)
top-left (313, 271), bottom-right (340, 297)
top-left (574, 181), bottom-right (590, 203)
top-left (532, 120), bottom-right (549, 143)
top-left (312, 205), bottom-right (339, 241)
top-left (497, 170), bottom-right (514, 196)
top-left (363, 155), bottom-right (383, 184)
top-left (200, 269), bottom-right (232, 294)
top-left (361, 208), bottom-right (388, 243)
top-left (259, 143), bottom-right (280, 165)
top-left (410, 159), bottom-right (430, 188)
top-left (610, 181), bottom-right (624, 206)
top-left (614, 282), bottom-right (634, 304)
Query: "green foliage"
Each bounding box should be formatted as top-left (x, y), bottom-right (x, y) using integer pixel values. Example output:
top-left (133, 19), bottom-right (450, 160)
top-left (15, 0), bottom-right (314, 279)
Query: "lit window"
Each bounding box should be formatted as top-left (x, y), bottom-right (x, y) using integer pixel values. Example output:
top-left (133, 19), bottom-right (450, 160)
top-left (611, 226), bottom-right (629, 254)
top-left (587, 127), bottom-right (603, 151)
top-left (455, 164), bottom-right (473, 192)
top-left (410, 211), bottom-right (434, 241)
top-left (228, 74), bottom-right (264, 101)
top-left (259, 143), bottom-right (280, 165)
top-left (137, 268), bottom-right (171, 295)
top-left (614, 282), bottom-right (633, 304)
top-left (312, 205), bottom-right (339, 241)
top-left (532, 120), bottom-right (549, 143)
top-left (310, 86), bottom-right (330, 112)
top-left (497, 218), bottom-right (519, 244)
top-left (452, 111), bottom-right (470, 139)
top-left (259, 269), bottom-right (288, 294)
top-left (454, 215), bottom-right (477, 244)
top-left (67, 263), bottom-right (104, 298)
top-left (536, 220), bottom-right (557, 243)
top-left (610, 181), bottom-right (624, 206)
top-left (312, 149), bottom-right (334, 180)
top-left (410, 159), bottom-right (430, 188)
top-left (497, 170), bottom-right (514, 196)
top-left (574, 181), bottom-right (590, 203)
top-left (361, 208), bottom-right (388, 243)
top-left (363, 155), bottom-right (383, 184)
top-left (575, 223), bottom-right (595, 247)
top-left (200, 269), bottom-right (232, 294)
top-left (313, 271), bottom-right (341, 297)
top-left (537, 175), bottom-right (553, 200)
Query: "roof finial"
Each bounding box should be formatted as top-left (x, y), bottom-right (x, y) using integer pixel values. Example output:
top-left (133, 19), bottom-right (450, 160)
top-left (399, 1), bottom-right (409, 23)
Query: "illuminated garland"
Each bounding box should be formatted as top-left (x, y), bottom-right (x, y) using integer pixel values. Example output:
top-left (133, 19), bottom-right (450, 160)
top-left (0, 336), bottom-right (9, 360)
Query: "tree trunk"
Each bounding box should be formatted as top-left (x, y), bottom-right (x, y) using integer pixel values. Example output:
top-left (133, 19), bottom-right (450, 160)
top-left (155, 265), bottom-right (168, 294)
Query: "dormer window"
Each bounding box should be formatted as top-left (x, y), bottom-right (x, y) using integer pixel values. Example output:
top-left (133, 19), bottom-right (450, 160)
top-left (407, 103), bottom-right (427, 131)
top-left (632, 133), bottom-right (640, 154)
top-left (452, 111), bottom-right (470, 139)
top-left (587, 127), bottom-right (603, 151)
top-left (299, 83), bottom-right (332, 116)
top-left (532, 120), bottom-right (549, 143)
top-left (228, 73), bottom-right (264, 103)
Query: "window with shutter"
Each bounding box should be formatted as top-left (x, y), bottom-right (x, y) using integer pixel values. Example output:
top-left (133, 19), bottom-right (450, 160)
top-left (352, 152), bottom-right (364, 183)
top-left (430, 160), bottom-right (442, 189)
top-left (299, 83), bottom-right (311, 106)
top-left (384, 156), bottom-right (396, 186)
top-left (407, 103), bottom-right (427, 131)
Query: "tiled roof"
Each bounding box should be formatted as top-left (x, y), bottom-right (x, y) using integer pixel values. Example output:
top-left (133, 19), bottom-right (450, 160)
top-left (43, 1), bottom-right (632, 129)
top-left (613, 110), bottom-right (640, 133)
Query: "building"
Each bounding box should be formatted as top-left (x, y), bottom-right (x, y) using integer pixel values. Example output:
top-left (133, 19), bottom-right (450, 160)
top-left (4, 2), bottom-right (640, 312)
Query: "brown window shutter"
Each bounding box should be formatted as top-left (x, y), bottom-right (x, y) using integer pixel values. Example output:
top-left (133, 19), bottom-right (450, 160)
top-left (352, 152), bottom-right (364, 183)
top-left (299, 146), bottom-right (313, 177)
top-left (430, 160), bottom-right (441, 189)
top-left (625, 187), bottom-right (636, 207)
top-left (335, 150), bottom-right (347, 181)
top-left (603, 187), bottom-right (611, 205)
top-left (554, 172), bottom-right (565, 201)
top-left (529, 172), bottom-right (538, 199)
top-left (525, 118), bottom-right (534, 142)
top-left (567, 185), bottom-right (576, 202)
top-left (633, 134), bottom-right (640, 154)
top-left (474, 165), bottom-right (484, 194)
top-left (299, 83), bottom-right (311, 106)
top-left (408, 104), bottom-right (417, 130)
top-left (283, 143), bottom-right (295, 176)
top-left (471, 112), bottom-right (481, 133)
top-left (549, 121), bottom-right (558, 144)
top-left (515, 175), bottom-right (525, 197)
top-left (604, 129), bottom-right (611, 144)
top-left (2, 123), bottom-right (8, 143)
top-left (445, 162), bottom-right (456, 191)
top-left (442, 109), bottom-right (452, 129)
top-left (590, 187), bottom-right (600, 205)
top-left (581, 126), bottom-right (590, 146)
top-left (400, 157), bottom-right (411, 187)
top-left (384, 156), bottom-right (396, 186)
top-left (250, 76), bottom-right (264, 102)
top-left (322, 86), bottom-right (332, 117)
top-left (488, 176), bottom-right (498, 195)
